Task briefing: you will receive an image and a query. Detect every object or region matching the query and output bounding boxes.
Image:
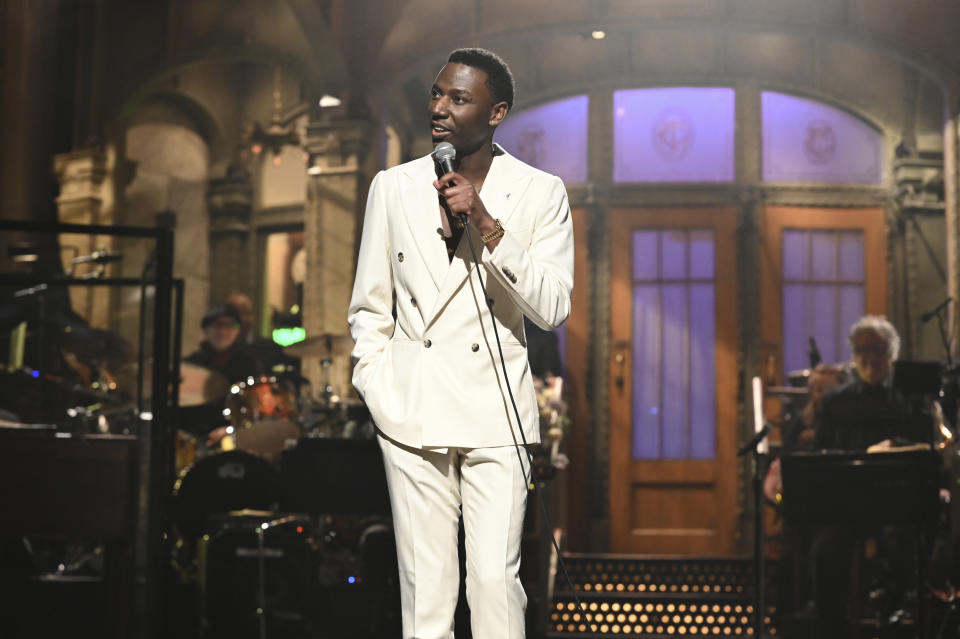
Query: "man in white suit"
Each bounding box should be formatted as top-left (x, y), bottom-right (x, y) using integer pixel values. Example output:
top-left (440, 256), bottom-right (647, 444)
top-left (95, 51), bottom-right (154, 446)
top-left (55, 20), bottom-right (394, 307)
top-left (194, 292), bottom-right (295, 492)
top-left (347, 48), bottom-right (574, 638)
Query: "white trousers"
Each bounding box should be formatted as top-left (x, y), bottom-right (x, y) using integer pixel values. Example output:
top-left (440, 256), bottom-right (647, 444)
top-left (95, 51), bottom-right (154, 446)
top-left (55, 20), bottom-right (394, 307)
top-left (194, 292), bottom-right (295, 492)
top-left (377, 434), bottom-right (529, 639)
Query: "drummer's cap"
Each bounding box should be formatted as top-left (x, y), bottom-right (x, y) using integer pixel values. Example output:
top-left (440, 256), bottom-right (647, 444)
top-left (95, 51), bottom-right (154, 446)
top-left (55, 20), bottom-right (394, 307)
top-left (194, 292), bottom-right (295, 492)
top-left (201, 304), bottom-right (242, 328)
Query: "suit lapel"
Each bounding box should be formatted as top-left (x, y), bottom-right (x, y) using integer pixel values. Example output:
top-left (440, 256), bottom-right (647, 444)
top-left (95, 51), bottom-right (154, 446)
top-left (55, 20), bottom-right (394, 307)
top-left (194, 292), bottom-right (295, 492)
top-left (425, 146), bottom-right (529, 327)
top-left (398, 158), bottom-right (449, 293)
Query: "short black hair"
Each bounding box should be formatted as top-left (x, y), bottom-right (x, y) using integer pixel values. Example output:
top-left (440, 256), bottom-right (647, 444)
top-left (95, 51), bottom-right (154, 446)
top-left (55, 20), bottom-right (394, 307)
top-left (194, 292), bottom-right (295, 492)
top-left (447, 47), bottom-right (515, 110)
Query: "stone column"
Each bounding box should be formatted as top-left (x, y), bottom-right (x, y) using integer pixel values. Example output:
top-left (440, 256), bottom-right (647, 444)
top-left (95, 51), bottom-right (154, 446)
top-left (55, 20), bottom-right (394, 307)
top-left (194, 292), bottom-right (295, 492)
top-left (944, 90), bottom-right (960, 360)
top-left (53, 146), bottom-right (115, 328)
top-left (301, 117), bottom-right (372, 399)
top-left (207, 162), bottom-right (254, 305)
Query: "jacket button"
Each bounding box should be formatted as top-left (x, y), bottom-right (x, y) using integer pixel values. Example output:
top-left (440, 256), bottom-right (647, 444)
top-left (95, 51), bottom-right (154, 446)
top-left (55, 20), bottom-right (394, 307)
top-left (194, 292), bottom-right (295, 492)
top-left (398, 252), bottom-right (404, 262)
top-left (411, 297), bottom-right (417, 307)
top-left (471, 343), bottom-right (479, 352)
top-left (487, 298), bottom-right (494, 307)
top-left (423, 339), bottom-right (432, 348)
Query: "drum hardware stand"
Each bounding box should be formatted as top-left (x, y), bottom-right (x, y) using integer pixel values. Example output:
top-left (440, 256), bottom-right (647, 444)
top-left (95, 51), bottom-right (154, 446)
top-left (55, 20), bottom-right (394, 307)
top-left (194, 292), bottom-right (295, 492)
top-left (742, 376), bottom-right (772, 639)
top-left (253, 515), bottom-right (301, 639)
top-left (319, 356), bottom-right (336, 405)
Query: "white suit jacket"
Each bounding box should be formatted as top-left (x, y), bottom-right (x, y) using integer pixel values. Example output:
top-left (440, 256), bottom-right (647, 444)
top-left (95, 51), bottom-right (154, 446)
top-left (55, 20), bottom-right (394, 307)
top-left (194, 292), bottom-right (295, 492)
top-left (347, 144), bottom-right (574, 449)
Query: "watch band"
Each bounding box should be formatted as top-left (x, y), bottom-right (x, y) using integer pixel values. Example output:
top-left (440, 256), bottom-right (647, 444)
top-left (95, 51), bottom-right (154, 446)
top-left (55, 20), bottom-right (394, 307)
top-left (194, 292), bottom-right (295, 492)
top-left (481, 219), bottom-right (505, 244)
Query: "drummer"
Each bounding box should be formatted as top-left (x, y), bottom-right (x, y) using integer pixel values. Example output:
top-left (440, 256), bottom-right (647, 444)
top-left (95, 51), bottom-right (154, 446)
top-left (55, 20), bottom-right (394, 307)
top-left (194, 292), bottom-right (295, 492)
top-left (184, 304), bottom-right (261, 383)
top-left (179, 305), bottom-right (259, 446)
top-left (225, 292), bottom-right (298, 375)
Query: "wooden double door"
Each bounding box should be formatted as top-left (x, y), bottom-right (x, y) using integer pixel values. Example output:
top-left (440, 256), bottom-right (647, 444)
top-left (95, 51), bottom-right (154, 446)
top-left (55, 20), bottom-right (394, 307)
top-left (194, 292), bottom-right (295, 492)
top-left (605, 205), bottom-right (886, 555)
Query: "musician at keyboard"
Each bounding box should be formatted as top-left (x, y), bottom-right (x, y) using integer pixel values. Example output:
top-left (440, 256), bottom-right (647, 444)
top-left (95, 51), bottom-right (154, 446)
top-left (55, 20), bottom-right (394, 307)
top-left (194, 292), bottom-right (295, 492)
top-left (815, 315), bottom-right (931, 451)
top-left (808, 315), bottom-right (934, 638)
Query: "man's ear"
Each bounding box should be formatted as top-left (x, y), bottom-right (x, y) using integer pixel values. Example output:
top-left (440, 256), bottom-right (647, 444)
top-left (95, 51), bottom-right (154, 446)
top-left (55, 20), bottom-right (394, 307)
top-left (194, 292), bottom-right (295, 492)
top-left (489, 101), bottom-right (509, 127)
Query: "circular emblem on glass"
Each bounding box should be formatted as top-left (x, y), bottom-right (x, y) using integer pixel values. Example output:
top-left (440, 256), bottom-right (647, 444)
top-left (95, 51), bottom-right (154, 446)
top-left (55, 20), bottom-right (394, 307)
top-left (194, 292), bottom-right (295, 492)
top-left (516, 125), bottom-right (546, 167)
top-left (803, 119), bottom-right (836, 165)
top-left (651, 108), bottom-right (695, 161)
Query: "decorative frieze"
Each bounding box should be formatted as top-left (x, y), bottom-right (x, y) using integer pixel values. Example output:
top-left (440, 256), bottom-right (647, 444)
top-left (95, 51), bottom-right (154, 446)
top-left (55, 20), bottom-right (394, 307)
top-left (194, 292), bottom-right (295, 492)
top-left (53, 146), bottom-right (114, 326)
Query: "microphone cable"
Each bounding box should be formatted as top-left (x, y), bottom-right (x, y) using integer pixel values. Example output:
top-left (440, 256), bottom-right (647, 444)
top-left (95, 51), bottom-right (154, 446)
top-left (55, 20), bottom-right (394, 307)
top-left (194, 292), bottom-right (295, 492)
top-left (459, 213), bottom-right (598, 637)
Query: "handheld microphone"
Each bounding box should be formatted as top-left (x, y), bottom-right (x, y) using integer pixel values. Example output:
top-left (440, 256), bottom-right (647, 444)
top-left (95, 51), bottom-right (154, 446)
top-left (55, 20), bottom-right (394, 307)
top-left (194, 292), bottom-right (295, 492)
top-left (431, 142), bottom-right (467, 226)
top-left (432, 141), bottom-right (457, 176)
top-left (72, 249), bottom-right (124, 264)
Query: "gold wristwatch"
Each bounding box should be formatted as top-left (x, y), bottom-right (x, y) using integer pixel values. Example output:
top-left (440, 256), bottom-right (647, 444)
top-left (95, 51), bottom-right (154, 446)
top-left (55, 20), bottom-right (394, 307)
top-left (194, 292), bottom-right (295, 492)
top-left (481, 219), bottom-right (504, 244)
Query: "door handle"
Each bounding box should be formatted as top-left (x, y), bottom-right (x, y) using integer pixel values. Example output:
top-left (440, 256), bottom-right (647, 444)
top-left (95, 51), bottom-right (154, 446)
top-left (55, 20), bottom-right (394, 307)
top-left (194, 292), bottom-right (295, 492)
top-left (614, 351), bottom-right (627, 390)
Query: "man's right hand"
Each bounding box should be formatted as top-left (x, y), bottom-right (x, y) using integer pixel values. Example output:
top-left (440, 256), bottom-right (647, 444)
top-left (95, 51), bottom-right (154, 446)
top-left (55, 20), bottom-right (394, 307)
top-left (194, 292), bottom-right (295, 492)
top-left (206, 426), bottom-right (228, 448)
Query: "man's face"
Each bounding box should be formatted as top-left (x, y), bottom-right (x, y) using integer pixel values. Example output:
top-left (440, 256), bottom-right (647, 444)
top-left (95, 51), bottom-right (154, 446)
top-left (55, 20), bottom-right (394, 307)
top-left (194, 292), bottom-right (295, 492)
top-left (205, 317), bottom-right (240, 352)
top-left (852, 328), bottom-right (892, 385)
top-left (226, 294), bottom-right (254, 335)
top-left (429, 63), bottom-right (505, 155)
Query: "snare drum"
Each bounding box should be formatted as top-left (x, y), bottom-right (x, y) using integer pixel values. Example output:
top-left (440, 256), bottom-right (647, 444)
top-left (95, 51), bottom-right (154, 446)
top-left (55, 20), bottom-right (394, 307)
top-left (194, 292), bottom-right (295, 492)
top-left (226, 376), bottom-right (298, 426)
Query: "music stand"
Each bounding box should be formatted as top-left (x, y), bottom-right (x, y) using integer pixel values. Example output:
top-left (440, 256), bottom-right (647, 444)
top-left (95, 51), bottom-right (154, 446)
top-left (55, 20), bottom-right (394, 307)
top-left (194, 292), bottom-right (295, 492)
top-left (280, 437), bottom-right (391, 516)
top-left (781, 450), bottom-right (940, 637)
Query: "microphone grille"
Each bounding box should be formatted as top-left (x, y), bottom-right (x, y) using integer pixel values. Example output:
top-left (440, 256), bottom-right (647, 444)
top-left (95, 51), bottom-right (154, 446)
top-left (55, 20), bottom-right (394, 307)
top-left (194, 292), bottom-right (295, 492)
top-left (432, 141), bottom-right (456, 163)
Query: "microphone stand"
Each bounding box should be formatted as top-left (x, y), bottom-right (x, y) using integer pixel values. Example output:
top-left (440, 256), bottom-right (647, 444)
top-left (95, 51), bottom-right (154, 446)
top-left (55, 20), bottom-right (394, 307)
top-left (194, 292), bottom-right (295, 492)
top-left (743, 375), bottom-right (772, 639)
top-left (739, 424), bottom-right (771, 639)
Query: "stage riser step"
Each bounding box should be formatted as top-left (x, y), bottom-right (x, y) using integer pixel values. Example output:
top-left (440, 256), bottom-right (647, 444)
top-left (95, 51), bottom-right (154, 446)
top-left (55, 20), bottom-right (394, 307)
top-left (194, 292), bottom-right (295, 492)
top-left (548, 555), bottom-right (776, 637)
top-left (548, 597), bottom-right (774, 637)
top-left (557, 555), bottom-right (764, 598)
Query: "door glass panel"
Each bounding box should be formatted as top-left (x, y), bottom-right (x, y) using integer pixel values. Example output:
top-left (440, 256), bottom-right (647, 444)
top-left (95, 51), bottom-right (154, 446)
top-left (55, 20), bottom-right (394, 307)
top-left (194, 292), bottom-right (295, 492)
top-left (631, 229), bottom-right (717, 460)
top-left (495, 94), bottom-right (588, 184)
top-left (762, 91), bottom-right (884, 184)
top-left (632, 282), bottom-right (661, 458)
top-left (661, 284), bottom-right (689, 458)
top-left (661, 231), bottom-right (688, 279)
top-left (781, 228), bottom-right (865, 374)
top-left (633, 232), bottom-right (658, 279)
top-left (614, 88), bottom-right (736, 183)
top-left (810, 231), bottom-right (838, 279)
top-left (689, 229), bottom-right (715, 279)
top-left (689, 283), bottom-right (716, 459)
top-left (838, 231), bottom-right (865, 279)
top-left (782, 231), bottom-right (808, 280)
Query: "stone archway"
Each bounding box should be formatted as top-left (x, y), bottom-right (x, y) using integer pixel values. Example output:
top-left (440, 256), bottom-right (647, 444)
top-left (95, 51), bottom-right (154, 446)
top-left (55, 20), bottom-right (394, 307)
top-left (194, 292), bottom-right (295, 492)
top-left (121, 95), bottom-right (213, 355)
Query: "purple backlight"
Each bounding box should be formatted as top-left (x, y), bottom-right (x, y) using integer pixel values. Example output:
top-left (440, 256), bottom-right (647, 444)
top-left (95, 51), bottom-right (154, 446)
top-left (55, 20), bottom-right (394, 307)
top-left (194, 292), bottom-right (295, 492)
top-left (631, 229), bottom-right (717, 460)
top-left (781, 229), bottom-right (865, 375)
top-left (495, 95), bottom-right (588, 183)
top-left (614, 88), bottom-right (735, 183)
top-left (762, 91), bottom-right (883, 184)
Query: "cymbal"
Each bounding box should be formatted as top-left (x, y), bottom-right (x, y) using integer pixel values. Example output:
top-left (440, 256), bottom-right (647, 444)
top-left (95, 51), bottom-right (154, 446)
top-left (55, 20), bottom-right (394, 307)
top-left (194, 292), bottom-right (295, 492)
top-left (283, 334), bottom-right (353, 359)
top-left (129, 361), bottom-right (230, 406)
top-left (304, 395), bottom-right (363, 410)
top-left (177, 362), bottom-right (230, 406)
top-left (228, 509), bottom-right (276, 517)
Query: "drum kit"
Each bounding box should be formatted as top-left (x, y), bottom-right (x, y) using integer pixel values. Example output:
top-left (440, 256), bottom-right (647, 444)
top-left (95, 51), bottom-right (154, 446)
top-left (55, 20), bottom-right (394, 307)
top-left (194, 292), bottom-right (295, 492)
top-left (171, 332), bottom-right (368, 520)
top-left (1, 324), bottom-right (372, 533)
top-left (163, 333), bottom-right (394, 637)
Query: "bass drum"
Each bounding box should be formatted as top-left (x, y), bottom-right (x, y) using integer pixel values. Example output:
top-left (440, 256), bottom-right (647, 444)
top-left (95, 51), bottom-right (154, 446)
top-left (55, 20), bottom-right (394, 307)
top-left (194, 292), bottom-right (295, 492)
top-left (172, 450), bottom-right (281, 539)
